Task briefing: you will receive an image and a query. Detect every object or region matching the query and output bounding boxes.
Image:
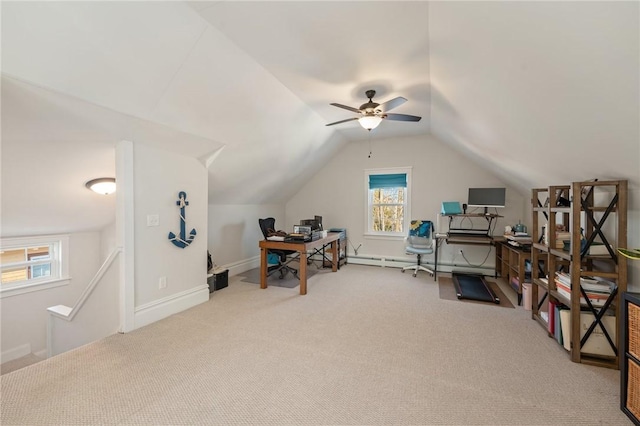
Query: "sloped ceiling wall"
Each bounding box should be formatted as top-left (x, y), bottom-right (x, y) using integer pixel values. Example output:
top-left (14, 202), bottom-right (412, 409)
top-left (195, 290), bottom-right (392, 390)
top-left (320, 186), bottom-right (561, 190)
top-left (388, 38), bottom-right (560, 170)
top-left (429, 2), bottom-right (639, 191)
top-left (1, 1), bottom-right (343, 216)
top-left (1, 1), bottom-right (638, 236)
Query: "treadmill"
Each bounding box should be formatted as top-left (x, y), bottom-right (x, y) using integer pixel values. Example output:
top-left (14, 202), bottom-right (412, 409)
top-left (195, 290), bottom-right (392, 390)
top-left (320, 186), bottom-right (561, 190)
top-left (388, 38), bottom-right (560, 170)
top-left (452, 271), bottom-right (500, 304)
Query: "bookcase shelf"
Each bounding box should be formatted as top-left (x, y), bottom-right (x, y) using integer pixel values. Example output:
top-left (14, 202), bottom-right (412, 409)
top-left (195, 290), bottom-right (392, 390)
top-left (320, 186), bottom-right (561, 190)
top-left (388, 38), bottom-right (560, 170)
top-left (495, 241), bottom-right (532, 305)
top-left (530, 180), bottom-right (628, 370)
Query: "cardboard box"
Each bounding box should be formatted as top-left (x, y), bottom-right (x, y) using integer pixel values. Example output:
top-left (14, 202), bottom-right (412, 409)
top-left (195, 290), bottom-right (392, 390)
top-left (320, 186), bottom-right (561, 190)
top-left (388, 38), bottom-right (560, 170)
top-left (587, 243), bottom-right (612, 255)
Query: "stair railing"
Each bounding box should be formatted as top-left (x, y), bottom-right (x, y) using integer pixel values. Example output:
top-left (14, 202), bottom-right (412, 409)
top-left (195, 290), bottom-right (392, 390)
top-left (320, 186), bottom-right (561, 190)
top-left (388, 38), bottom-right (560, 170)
top-left (47, 247), bottom-right (122, 357)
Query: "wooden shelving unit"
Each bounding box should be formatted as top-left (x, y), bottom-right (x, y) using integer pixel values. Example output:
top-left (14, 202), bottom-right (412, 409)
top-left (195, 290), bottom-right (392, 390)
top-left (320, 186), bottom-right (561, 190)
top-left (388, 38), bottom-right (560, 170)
top-left (495, 241), bottom-right (530, 305)
top-left (530, 180), bottom-right (628, 369)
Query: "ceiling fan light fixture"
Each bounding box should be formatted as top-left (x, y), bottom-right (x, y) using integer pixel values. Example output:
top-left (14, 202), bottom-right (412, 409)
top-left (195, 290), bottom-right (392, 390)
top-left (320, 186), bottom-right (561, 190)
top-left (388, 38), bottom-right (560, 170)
top-left (359, 115), bottom-right (382, 130)
top-left (86, 177), bottom-right (116, 195)
top-left (326, 90), bottom-right (419, 129)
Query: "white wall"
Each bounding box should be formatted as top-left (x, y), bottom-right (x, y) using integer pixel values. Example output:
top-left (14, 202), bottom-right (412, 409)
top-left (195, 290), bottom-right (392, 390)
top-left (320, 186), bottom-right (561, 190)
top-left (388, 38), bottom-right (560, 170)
top-left (100, 221), bottom-right (117, 260)
top-left (1, 231), bottom-right (102, 360)
top-left (131, 143), bottom-right (209, 328)
top-left (285, 134), bottom-right (526, 273)
top-left (207, 204), bottom-right (284, 275)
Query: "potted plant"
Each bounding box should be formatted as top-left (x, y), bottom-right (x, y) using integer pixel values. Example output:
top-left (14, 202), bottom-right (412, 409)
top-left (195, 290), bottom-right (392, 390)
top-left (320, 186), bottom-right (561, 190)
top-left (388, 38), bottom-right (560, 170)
top-left (618, 248), bottom-right (640, 260)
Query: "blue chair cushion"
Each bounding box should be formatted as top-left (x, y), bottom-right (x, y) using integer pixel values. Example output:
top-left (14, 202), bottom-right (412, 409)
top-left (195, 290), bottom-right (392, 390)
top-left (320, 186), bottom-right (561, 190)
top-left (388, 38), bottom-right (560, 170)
top-left (409, 220), bottom-right (431, 238)
top-left (406, 220), bottom-right (433, 254)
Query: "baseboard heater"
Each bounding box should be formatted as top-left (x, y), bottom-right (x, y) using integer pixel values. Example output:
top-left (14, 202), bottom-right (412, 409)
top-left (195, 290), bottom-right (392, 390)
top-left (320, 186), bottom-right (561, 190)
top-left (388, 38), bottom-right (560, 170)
top-left (347, 254), bottom-right (493, 275)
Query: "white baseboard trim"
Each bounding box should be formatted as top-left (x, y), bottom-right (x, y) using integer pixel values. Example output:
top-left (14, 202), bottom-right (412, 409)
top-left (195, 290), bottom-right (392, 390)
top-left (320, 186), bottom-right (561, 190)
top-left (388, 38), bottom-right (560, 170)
top-left (1, 343), bottom-right (31, 363)
top-left (347, 254), bottom-right (494, 276)
top-left (34, 349), bottom-right (48, 359)
top-left (134, 285), bottom-right (209, 330)
top-left (347, 255), bottom-right (411, 268)
top-left (222, 254), bottom-right (495, 278)
top-left (222, 256), bottom-right (260, 277)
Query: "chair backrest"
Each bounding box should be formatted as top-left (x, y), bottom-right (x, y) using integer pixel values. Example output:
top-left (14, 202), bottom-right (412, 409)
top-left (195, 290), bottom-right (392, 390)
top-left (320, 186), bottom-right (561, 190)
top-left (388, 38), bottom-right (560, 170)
top-left (407, 220), bottom-right (433, 249)
top-left (258, 217), bottom-right (276, 239)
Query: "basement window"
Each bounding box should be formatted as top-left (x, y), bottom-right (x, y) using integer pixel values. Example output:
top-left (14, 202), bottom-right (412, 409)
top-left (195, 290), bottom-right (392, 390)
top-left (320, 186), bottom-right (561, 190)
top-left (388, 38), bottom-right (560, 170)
top-left (0, 234), bottom-right (70, 298)
top-left (365, 167), bottom-right (412, 239)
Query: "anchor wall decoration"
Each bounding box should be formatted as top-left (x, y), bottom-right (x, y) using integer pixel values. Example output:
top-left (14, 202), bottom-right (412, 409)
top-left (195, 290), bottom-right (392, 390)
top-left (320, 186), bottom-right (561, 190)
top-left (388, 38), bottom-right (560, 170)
top-left (168, 191), bottom-right (197, 248)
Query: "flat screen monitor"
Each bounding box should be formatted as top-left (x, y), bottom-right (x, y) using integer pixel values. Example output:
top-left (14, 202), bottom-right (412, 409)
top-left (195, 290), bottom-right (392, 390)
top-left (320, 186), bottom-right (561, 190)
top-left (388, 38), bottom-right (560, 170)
top-left (467, 188), bottom-right (506, 209)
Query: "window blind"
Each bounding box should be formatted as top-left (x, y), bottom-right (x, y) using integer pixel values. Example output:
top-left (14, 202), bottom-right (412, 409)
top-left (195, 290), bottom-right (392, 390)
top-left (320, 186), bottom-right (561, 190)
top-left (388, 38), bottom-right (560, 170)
top-left (368, 173), bottom-right (407, 189)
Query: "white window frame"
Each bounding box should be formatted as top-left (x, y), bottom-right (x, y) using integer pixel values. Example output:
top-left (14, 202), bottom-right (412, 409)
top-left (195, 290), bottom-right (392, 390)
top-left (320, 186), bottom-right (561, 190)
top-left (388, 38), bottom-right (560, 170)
top-left (0, 234), bottom-right (70, 298)
top-left (364, 167), bottom-right (412, 239)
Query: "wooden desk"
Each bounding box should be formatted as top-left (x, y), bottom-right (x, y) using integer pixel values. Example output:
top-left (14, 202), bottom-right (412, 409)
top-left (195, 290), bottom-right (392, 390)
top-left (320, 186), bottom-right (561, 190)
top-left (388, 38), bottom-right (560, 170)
top-left (259, 233), bottom-right (341, 295)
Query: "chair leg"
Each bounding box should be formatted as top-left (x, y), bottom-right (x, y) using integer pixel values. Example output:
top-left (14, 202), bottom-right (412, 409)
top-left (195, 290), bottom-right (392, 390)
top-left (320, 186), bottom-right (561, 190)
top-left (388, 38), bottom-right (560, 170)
top-left (266, 251), bottom-right (300, 279)
top-left (401, 254), bottom-right (434, 277)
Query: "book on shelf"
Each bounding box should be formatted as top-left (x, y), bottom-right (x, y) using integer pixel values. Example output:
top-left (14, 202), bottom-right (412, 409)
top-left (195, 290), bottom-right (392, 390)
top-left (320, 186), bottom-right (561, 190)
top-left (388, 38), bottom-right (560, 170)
top-left (555, 303), bottom-right (563, 345)
top-left (548, 300), bottom-right (556, 335)
top-left (560, 309), bottom-right (571, 351)
top-left (554, 280), bottom-right (609, 307)
top-left (554, 280), bottom-right (610, 298)
top-left (554, 272), bottom-right (615, 293)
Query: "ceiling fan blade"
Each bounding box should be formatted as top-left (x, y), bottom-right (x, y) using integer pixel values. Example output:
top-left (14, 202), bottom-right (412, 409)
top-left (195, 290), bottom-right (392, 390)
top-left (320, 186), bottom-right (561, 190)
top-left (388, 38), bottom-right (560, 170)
top-left (376, 97), bottom-right (407, 113)
top-left (330, 103), bottom-right (362, 114)
top-left (326, 117), bottom-right (359, 126)
top-left (384, 113), bottom-right (422, 122)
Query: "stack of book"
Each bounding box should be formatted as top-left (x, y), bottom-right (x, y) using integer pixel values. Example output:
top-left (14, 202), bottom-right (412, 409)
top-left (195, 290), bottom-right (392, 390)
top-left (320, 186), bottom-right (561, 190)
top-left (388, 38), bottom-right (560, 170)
top-left (554, 231), bottom-right (571, 249)
top-left (554, 272), bottom-right (615, 307)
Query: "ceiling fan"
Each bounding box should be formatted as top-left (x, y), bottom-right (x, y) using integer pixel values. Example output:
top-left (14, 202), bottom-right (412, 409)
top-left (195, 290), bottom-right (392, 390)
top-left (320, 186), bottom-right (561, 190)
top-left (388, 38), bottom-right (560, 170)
top-left (326, 90), bottom-right (421, 131)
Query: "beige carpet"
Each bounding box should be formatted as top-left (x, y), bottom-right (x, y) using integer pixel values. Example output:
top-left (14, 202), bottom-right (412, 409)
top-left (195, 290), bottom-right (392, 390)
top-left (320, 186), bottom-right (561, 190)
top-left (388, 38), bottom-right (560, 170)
top-left (0, 353), bottom-right (43, 375)
top-left (0, 265), bottom-right (629, 425)
top-left (439, 276), bottom-right (515, 308)
top-left (239, 266), bottom-right (318, 288)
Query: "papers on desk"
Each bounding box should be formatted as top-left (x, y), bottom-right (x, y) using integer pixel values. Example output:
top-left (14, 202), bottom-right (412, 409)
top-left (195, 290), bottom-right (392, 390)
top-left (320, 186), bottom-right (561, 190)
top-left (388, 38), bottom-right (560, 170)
top-left (505, 233), bottom-right (532, 249)
top-left (267, 236), bottom-right (285, 241)
top-left (505, 234), bottom-right (532, 244)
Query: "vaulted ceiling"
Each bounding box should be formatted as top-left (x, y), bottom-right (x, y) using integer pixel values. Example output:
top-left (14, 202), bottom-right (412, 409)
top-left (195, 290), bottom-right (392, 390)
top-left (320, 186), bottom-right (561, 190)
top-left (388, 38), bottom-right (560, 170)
top-left (2, 1), bottom-right (638, 235)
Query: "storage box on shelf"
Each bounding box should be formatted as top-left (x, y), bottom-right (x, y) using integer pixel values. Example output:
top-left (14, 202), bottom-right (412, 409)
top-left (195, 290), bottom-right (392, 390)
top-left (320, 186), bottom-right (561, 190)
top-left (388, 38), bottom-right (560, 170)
top-left (621, 292), bottom-right (640, 425)
top-left (530, 180), bottom-right (628, 369)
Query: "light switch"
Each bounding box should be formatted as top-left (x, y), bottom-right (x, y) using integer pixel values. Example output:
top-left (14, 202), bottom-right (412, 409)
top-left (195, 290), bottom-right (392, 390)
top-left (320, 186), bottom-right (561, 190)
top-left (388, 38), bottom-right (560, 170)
top-left (147, 214), bottom-right (159, 227)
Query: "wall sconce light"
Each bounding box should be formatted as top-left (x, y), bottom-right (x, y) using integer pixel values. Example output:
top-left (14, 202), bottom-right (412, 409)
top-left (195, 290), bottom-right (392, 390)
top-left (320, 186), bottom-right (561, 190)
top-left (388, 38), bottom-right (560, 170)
top-left (85, 178), bottom-right (116, 195)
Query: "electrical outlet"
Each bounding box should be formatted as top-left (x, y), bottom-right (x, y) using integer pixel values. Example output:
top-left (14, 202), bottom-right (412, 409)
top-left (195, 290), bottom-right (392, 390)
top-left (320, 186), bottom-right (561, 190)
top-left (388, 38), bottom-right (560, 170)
top-left (147, 214), bottom-right (159, 227)
top-left (159, 276), bottom-right (167, 289)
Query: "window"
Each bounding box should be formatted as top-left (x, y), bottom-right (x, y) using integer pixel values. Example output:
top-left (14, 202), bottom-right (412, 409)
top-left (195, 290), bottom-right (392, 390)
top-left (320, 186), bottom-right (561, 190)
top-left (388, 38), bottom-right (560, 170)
top-left (365, 167), bottom-right (411, 238)
top-left (0, 234), bottom-right (69, 297)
